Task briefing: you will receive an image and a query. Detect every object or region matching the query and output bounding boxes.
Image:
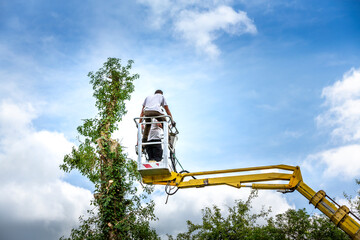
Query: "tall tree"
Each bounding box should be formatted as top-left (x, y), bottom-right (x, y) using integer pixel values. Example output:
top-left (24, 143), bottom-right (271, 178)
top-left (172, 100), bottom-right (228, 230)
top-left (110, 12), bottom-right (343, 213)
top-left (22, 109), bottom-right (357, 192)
top-left (60, 58), bottom-right (159, 240)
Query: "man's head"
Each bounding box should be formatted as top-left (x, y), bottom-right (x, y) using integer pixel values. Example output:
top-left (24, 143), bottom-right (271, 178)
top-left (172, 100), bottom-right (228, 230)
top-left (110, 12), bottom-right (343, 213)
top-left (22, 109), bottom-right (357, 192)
top-left (154, 89), bottom-right (163, 95)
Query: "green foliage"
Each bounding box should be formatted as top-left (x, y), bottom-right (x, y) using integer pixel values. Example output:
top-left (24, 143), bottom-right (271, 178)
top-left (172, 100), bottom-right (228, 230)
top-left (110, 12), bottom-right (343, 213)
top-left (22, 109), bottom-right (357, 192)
top-left (310, 214), bottom-right (350, 240)
top-left (60, 58), bottom-right (159, 240)
top-left (344, 179), bottom-right (360, 216)
top-left (265, 208), bottom-right (311, 240)
top-left (264, 209), bottom-right (349, 240)
top-left (172, 191), bottom-right (271, 240)
top-left (171, 191), bottom-right (349, 240)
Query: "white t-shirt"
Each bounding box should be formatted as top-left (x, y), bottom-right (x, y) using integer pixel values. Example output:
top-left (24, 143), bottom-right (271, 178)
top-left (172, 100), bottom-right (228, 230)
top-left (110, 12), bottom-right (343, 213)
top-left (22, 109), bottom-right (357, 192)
top-left (143, 94), bottom-right (167, 113)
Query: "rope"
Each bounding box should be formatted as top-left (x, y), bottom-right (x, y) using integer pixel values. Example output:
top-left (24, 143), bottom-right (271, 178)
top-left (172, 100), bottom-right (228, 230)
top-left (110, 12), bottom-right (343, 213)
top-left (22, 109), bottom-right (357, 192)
top-left (172, 153), bottom-right (185, 172)
top-left (172, 153), bottom-right (196, 179)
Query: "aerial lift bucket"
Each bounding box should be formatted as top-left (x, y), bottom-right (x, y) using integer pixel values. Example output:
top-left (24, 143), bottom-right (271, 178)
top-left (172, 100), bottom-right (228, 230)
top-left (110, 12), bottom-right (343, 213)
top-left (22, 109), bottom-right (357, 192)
top-left (134, 115), bottom-right (178, 177)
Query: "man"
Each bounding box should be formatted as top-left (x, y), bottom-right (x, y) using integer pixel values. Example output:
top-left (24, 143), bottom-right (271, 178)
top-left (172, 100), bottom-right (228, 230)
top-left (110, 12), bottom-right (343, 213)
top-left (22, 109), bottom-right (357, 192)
top-left (145, 120), bottom-right (163, 162)
top-left (139, 89), bottom-right (174, 143)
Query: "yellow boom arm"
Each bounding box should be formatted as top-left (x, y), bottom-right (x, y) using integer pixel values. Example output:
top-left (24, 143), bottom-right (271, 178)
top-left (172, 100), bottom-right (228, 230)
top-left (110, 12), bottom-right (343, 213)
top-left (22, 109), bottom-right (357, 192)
top-left (141, 164), bottom-right (360, 239)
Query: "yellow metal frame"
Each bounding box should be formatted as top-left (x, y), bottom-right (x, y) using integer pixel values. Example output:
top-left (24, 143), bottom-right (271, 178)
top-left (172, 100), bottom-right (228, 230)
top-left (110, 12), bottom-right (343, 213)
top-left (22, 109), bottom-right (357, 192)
top-left (141, 164), bottom-right (360, 239)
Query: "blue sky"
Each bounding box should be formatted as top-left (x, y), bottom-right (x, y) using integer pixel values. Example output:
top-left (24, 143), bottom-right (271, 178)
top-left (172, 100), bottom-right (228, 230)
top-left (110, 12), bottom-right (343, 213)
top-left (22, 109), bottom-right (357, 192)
top-left (1, 0), bottom-right (360, 239)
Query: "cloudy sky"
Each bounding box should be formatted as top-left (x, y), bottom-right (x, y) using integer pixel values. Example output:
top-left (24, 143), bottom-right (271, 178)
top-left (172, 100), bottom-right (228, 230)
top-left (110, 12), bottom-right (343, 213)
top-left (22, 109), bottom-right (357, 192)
top-left (1, 0), bottom-right (360, 239)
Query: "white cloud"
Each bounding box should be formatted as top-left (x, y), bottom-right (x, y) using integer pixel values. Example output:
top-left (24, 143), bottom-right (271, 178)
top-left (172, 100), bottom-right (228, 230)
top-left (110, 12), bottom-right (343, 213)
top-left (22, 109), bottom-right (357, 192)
top-left (283, 130), bottom-right (303, 139)
top-left (0, 100), bottom-right (36, 137)
top-left (138, 1), bottom-right (257, 57)
top-left (0, 181), bottom-right (90, 222)
top-left (137, 0), bottom-right (172, 29)
top-left (0, 100), bottom-right (93, 239)
top-left (151, 185), bottom-right (292, 238)
top-left (175, 6), bottom-right (257, 57)
top-left (306, 67), bottom-right (360, 180)
top-left (317, 67), bottom-right (360, 142)
top-left (304, 144), bottom-right (360, 179)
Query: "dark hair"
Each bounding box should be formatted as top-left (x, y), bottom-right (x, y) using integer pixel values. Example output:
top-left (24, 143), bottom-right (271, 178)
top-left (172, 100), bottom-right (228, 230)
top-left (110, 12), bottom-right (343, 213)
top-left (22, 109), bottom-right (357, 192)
top-left (154, 89), bottom-right (163, 94)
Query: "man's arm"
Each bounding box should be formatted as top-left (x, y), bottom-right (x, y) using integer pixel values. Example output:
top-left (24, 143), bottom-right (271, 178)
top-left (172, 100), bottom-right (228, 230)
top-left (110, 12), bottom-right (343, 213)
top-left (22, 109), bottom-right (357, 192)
top-left (163, 105), bottom-right (175, 124)
top-left (139, 106), bottom-right (145, 123)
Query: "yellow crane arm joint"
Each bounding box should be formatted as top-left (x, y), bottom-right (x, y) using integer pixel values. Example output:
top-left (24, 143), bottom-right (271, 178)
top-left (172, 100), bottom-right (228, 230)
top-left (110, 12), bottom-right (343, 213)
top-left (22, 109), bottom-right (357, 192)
top-left (309, 190), bottom-right (326, 208)
top-left (331, 205), bottom-right (350, 226)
